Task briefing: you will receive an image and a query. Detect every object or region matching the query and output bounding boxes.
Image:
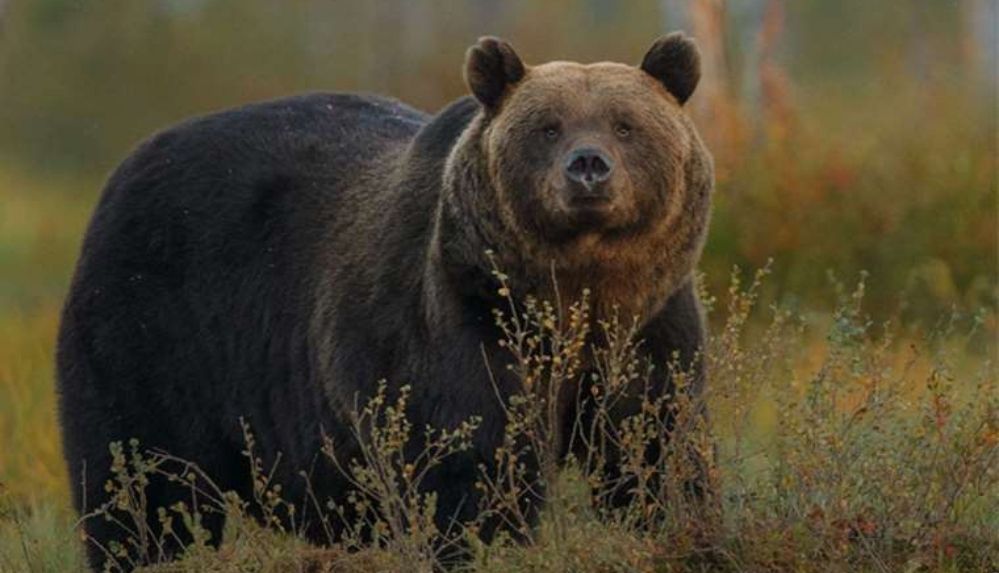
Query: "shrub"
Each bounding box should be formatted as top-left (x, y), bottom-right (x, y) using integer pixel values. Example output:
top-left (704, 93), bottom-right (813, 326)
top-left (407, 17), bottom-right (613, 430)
top-left (69, 266), bottom-right (997, 572)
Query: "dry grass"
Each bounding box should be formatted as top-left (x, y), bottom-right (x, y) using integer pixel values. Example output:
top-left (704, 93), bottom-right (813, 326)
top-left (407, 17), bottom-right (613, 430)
top-left (4, 262), bottom-right (993, 572)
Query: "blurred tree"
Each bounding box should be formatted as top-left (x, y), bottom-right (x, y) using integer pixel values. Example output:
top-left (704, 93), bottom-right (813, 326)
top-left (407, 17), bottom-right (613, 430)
top-left (962, 0), bottom-right (997, 94)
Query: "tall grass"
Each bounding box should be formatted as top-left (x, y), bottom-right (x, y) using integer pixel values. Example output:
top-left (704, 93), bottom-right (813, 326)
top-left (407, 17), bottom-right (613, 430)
top-left (4, 264), bottom-right (992, 572)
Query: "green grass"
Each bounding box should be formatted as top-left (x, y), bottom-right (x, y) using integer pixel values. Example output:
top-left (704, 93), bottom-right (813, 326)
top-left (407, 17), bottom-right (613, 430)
top-left (0, 497), bottom-right (84, 573)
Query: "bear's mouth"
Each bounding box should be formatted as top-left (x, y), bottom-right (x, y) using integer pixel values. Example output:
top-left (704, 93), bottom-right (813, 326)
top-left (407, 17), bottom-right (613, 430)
top-left (563, 193), bottom-right (616, 228)
top-left (568, 193), bottom-right (613, 209)
top-left (529, 187), bottom-right (635, 244)
top-left (557, 203), bottom-right (617, 239)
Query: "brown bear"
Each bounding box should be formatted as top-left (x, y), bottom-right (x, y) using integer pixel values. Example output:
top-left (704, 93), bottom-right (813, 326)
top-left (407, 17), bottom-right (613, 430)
top-left (57, 33), bottom-right (712, 570)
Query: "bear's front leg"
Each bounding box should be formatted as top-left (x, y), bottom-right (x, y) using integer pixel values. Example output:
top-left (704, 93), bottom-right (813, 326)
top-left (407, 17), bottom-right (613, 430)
top-left (569, 279), bottom-right (712, 522)
top-left (410, 333), bottom-right (541, 555)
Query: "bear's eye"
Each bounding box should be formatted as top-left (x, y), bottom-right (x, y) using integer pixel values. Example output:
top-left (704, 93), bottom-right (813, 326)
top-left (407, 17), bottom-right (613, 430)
top-left (542, 125), bottom-right (560, 141)
top-left (615, 123), bottom-right (632, 138)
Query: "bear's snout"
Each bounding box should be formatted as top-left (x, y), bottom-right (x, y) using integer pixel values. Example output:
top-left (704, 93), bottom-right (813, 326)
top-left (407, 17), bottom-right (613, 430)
top-left (562, 146), bottom-right (616, 210)
top-left (564, 147), bottom-right (613, 189)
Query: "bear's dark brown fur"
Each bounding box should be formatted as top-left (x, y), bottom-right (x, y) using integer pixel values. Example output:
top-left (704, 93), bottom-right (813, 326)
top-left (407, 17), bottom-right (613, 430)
top-left (57, 33), bottom-right (712, 570)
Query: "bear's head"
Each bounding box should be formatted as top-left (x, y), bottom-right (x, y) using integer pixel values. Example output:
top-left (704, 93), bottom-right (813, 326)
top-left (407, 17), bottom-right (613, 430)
top-left (441, 33), bottom-right (713, 323)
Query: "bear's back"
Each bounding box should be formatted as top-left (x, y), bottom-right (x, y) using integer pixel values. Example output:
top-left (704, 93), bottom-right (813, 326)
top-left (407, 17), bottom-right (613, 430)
top-left (58, 93), bottom-right (432, 440)
top-left (73, 92), bottom-right (428, 284)
top-left (97, 92), bottom-right (428, 217)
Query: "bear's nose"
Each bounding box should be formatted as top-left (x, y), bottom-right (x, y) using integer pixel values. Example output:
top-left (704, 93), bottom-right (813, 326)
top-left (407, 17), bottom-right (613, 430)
top-left (564, 147), bottom-right (614, 191)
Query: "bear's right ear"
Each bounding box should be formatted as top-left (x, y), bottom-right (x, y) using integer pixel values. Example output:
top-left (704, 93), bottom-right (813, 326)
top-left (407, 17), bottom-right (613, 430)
top-left (465, 36), bottom-right (526, 110)
top-left (640, 32), bottom-right (701, 105)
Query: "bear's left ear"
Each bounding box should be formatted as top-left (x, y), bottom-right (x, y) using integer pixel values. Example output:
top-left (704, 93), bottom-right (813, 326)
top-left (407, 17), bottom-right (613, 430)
top-left (640, 32), bottom-right (701, 105)
top-left (465, 36), bottom-right (526, 109)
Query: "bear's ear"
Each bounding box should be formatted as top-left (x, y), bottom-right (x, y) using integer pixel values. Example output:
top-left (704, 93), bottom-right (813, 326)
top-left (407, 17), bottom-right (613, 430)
top-left (465, 36), bottom-right (526, 109)
top-left (640, 32), bottom-right (701, 105)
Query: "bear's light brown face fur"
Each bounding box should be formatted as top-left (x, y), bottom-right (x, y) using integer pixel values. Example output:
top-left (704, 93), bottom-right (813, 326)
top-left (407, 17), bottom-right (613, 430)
top-left (487, 61), bottom-right (691, 252)
top-left (447, 34), bottom-right (713, 324)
